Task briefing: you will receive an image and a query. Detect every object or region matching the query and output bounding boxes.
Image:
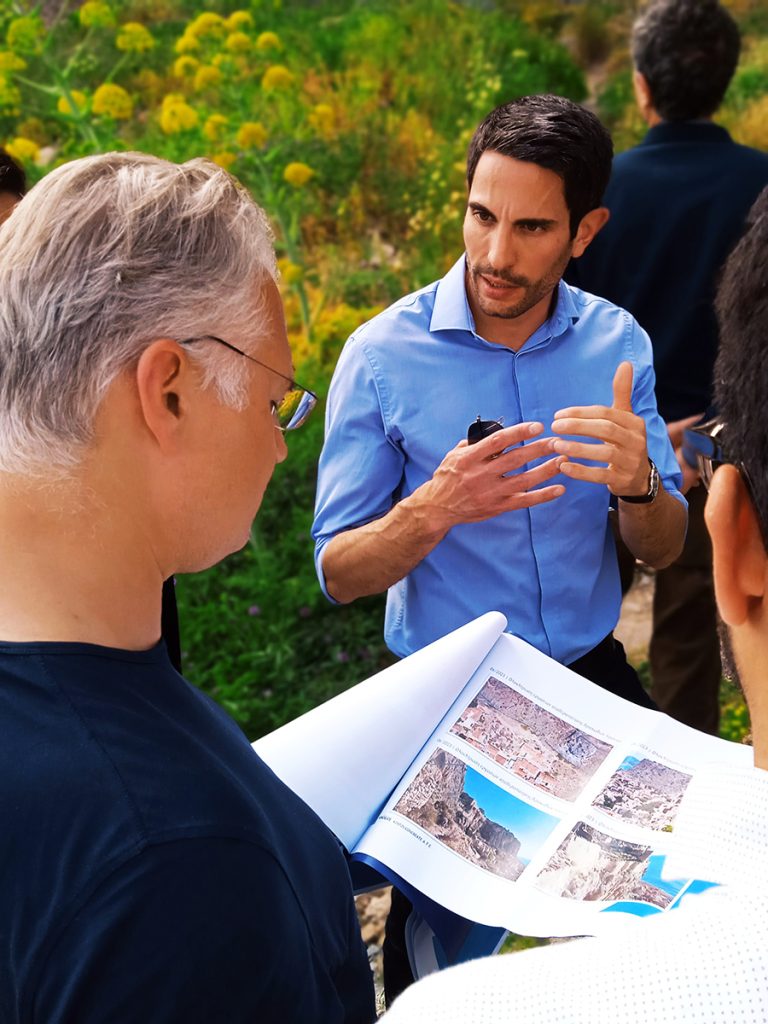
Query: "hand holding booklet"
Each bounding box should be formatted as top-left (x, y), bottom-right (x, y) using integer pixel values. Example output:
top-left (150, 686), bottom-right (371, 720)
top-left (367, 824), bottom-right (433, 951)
top-left (254, 613), bottom-right (750, 968)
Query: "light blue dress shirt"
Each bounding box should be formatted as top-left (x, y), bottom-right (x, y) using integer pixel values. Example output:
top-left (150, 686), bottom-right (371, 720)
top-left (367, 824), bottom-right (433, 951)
top-left (313, 256), bottom-right (685, 665)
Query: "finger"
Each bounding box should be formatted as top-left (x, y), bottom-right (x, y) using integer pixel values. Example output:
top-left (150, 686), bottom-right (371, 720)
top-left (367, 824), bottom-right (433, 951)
top-left (612, 361), bottom-right (634, 413)
top-left (475, 421), bottom-right (544, 453)
top-left (559, 461), bottom-right (611, 485)
top-left (553, 404), bottom-right (611, 421)
top-left (503, 455), bottom-right (566, 489)
top-left (506, 483), bottom-right (566, 510)
top-left (551, 417), bottom-right (628, 443)
top-left (491, 436), bottom-right (556, 467)
top-left (552, 406), bottom-right (636, 427)
top-left (551, 440), bottom-right (614, 464)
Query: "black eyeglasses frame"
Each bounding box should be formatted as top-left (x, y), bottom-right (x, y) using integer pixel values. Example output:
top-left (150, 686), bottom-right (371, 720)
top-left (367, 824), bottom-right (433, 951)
top-left (685, 417), bottom-right (768, 549)
top-left (179, 334), bottom-right (317, 431)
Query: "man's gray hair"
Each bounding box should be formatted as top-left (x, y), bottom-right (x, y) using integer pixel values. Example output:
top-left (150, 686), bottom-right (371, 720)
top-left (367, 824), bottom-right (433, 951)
top-left (0, 151), bottom-right (277, 475)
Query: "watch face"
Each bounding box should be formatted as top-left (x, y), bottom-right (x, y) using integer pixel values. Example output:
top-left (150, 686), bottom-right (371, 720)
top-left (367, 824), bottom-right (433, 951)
top-left (649, 460), bottom-right (660, 499)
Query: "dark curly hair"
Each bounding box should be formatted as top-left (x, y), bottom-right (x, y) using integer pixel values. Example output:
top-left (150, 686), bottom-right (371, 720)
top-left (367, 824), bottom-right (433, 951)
top-left (466, 94), bottom-right (613, 238)
top-left (714, 185), bottom-right (768, 545)
top-left (632, 0), bottom-right (740, 121)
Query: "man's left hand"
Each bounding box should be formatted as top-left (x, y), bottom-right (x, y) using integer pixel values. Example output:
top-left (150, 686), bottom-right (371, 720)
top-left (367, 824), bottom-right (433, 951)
top-left (551, 361), bottom-right (651, 497)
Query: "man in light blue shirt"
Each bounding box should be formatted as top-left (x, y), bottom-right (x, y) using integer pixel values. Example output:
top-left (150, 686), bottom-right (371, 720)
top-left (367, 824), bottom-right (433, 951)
top-left (313, 93), bottom-right (687, 1005)
top-left (314, 94), bottom-right (685, 695)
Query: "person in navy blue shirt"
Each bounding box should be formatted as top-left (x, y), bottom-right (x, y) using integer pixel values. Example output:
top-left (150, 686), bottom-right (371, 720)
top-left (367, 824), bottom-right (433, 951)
top-left (0, 152), bottom-right (375, 1024)
top-left (312, 94), bottom-right (687, 1004)
top-left (569, 0), bottom-right (768, 735)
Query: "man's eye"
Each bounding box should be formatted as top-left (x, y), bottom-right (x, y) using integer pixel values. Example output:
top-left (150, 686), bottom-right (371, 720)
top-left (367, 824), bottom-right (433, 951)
top-left (520, 222), bottom-right (546, 233)
top-left (472, 208), bottom-right (493, 223)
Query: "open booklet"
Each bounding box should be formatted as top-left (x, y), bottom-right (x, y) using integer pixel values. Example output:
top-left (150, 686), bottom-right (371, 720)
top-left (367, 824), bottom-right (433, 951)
top-left (254, 612), bottom-right (751, 959)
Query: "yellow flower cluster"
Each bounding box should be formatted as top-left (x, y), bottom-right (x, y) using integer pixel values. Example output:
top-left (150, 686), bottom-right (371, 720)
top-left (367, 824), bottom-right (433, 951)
top-left (308, 103), bottom-right (335, 138)
top-left (226, 11), bottom-right (253, 31)
top-left (133, 69), bottom-right (162, 102)
top-left (174, 34), bottom-right (199, 54)
top-left (116, 22), bottom-right (155, 54)
top-left (193, 64), bottom-right (222, 91)
top-left (236, 121), bottom-right (267, 149)
top-left (6, 16), bottom-right (45, 53)
top-left (211, 151), bottom-right (236, 169)
top-left (57, 90), bottom-right (88, 116)
top-left (173, 55), bottom-right (199, 78)
top-left (283, 162), bottom-right (314, 187)
top-left (277, 257), bottom-right (303, 284)
top-left (160, 94), bottom-right (198, 134)
top-left (256, 31), bottom-right (282, 52)
top-left (261, 64), bottom-right (294, 91)
top-left (203, 113), bottom-right (228, 141)
top-left (78, 1), bottom-right (115, 29)
top-left (0, 76), bottom-right (21, 115)
top-left (226, 32), bottom-right (251, 54)
top-left (187, 13), bottom-right (226, 39)
top-left (92, 82), bottom-right (133, 120)
top-left (0, 51), bottom-right (26, 72)
top-left (5, 136), bottom-right (40, 164)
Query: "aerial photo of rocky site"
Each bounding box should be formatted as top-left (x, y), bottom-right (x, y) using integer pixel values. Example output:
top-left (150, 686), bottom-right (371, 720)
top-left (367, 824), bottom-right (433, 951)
top-left (451, 676), bottom-right (613, 801)
top-left (534, 821), bottom-right (674, 907)
top-left (591, 756), bottom-right (692, 831)
top-left (394, 748), bottom-right (528, 882)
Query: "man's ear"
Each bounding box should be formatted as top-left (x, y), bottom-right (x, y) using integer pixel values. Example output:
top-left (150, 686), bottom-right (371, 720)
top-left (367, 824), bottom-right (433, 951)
top-left (571, 206), bottom-right (610, 258)
top-left (135, 340), bottom-right (188, 452)
top-left (706, 464), bottom-right (767, 627)
top-left (632, 70), bottom-right (655, 121)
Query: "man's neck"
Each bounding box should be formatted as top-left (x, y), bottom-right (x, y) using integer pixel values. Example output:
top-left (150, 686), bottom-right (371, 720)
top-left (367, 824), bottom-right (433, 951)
top-left (467, 283), bottom-right (559, 352)
top-left (0, 478), bottom-right (164, 650)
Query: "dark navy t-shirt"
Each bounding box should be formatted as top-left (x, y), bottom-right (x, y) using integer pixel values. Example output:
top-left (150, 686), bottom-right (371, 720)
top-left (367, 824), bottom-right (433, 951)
top-left (0, 641), bottom-right (376, 1024)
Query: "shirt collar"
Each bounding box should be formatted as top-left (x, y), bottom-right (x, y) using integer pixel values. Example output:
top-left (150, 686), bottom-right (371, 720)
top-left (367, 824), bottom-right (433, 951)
top-left (665, 760), bottom-right (768, 887)
top-left (430, 255), bottom-right (580, 345)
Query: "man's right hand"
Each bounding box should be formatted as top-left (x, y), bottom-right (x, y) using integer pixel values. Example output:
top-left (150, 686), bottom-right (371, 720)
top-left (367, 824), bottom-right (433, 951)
top-left (414, 421), bottom-right (566, 530)
top-left (321, 422), bottom-right (565, 604)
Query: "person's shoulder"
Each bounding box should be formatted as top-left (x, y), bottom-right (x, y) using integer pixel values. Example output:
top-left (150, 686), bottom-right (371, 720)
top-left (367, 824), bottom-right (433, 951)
top-left (565, 281), bottom-right (634, 323)
top-left (729, 139), bottom-right (768, 173)
top-left (565, 282), bottom-right (650, 352)
top-left (608, 143), bottom-right (648, 178)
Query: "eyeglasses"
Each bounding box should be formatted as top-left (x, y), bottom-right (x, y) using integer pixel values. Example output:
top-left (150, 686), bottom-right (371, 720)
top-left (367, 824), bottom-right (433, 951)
top-left (180, 335), bottom-right (317, 431)
top-left (684, 417), bottom-right (768, 547)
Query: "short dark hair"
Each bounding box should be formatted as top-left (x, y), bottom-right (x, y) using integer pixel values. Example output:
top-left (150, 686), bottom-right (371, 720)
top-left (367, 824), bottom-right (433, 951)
top-left (466, 94), bottom-right (613, 237)
top-left (632, 0), bottom-right (740, 121)
top-left (0, 149), bottom-right (26, 198)
top-left (714, 185), bottom-right (768, 544)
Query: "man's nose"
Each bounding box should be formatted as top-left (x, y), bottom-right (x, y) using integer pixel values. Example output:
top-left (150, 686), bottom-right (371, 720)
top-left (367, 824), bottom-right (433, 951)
top-left (488, 229), bottom-right (516, 271)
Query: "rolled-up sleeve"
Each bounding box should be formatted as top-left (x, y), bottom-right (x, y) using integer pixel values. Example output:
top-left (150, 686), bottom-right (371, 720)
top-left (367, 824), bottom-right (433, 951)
top-left (312, 336), bottom-right (406, 602)
top-left (628, 320), bottom-right (687, 511)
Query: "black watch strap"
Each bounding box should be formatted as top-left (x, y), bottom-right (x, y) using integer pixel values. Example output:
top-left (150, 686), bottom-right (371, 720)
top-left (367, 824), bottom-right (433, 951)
top-left (619, 458), bottom-right (659, 504)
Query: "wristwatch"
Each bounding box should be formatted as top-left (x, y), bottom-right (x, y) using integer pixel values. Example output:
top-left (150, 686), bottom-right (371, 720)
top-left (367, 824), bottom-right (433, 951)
top-left (619, 458), bottom-right (659, 504)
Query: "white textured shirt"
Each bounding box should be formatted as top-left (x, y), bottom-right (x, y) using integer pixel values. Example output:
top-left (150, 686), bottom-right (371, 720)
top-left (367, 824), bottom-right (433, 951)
top-left (384, 762), bottom-right (768, 1023)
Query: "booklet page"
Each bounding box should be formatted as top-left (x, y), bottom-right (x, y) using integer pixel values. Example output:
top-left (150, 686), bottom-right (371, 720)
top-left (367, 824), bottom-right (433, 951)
top-left (354, 632), bottom-right (752, 938)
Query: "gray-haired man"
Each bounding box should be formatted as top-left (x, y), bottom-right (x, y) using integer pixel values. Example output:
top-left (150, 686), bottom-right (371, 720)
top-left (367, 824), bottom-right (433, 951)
top-left (0, 152), bottom-right (375, 1023)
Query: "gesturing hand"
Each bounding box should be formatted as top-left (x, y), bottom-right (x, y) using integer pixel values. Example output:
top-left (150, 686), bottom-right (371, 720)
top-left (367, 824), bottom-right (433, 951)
top-left (420, 420), bottom-right (566, 529)
top-left (550, 361), bottom-right (651, 497)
